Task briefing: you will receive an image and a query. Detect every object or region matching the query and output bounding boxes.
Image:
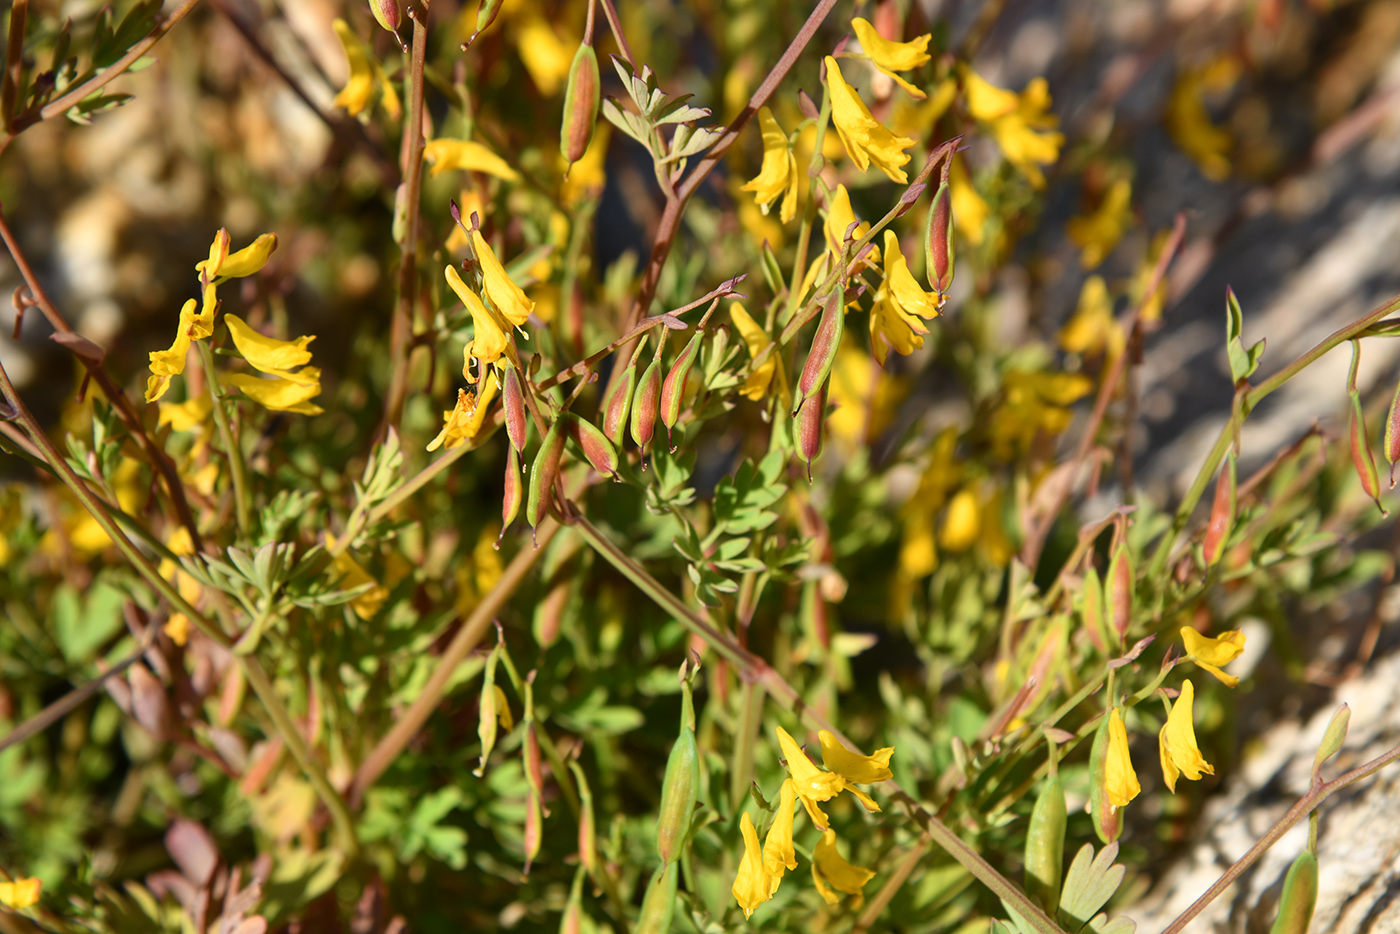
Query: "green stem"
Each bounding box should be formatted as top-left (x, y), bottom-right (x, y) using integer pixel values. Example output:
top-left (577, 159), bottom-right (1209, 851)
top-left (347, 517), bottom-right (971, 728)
top-left (730, 679), bottom-right (764, 807)
top-left (197, 341), bottom-right (251, 536)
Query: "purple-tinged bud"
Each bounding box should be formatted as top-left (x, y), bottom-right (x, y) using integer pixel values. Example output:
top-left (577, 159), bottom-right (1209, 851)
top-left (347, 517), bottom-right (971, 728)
top-left (566, 413), bottom-right (619, 479)
top-left (630, 357), bottom-right (662, 460)
top-left (925, 179), bottom-right (954, 294)
top-left (1202, 453), bottom-right (1237, 567)
top-left (497, 445), bottom-right (523, 549)
top-left (602, 360), bottom-right (637, 447)
top-left (561, 43), bottom-right (601, 166)
top-left (501, 363), bottom-right (527, 452)
top-left (797, 384), bottom-right (826, 482)
top-left (660, 332), bottom-right (704, 451)
top-left (368, 0), bottom-right (406, 50)
top-left (794, 290), bottom-right (843, 417)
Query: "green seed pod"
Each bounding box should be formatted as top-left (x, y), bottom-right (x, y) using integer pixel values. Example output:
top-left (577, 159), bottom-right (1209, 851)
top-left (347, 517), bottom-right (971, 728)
top-left (1384, 378), bottom-right (1400, 488)
top-left (634, 862), bottom-right (679, 934)
top-left (1025, 772), bottom-right (1067, 914)
top-left (631, 357), bottom-right (662, 456)
top-left (502, 363), bottom-right (528, 452)
top-left (560, 43), bottom-right (601, 166)
top-left (1202, 452), bottom-right (1237, 568)
top-left (925, 179), bottom-right (954, 294)
top-left (527, 419), bottom-right (567, 542)
top-left (1105, 541), bottom-right (1133, 645)
top-left (568, 761), bottom-right (598, 880)
top-left (656, 726), bottom-right (698, 867)
top-left (566, 413), bottom-right (619, 479)
top-left (497, 445), bottom-right (523, 548)
top-left (797, 383), bottom-right (826, 482)
top-left (794, 289), bottom-right (843, 417)
top-left (1268, 850), bottom-right (1318, 934)
top-left (660, 331), bottom-right (704, 451)
top-left (1081, 566), bottom-right (1108, 654)
top-left (465, 0), bottom-right (505, 47)
top-left (1351, 393), bottom-right (1386, 514)
top-left (1087, 715), bottom-right (1121, 844)
top-left (474, 644), bottom-right (503, 777)
top-left (602, 360), bottom-right (638, 447)
top-left (560, 867), bottom-right (585, 934)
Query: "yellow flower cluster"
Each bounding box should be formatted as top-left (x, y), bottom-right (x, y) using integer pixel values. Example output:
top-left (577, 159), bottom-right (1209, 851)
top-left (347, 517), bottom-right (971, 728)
top-left (0, 875), bottom-right (40, 909)
top-left (331, 18), bottom-right (401, 119)
top-left (962, 68), bottom-right (1064, 188)
top-left (732, 727), bottom-right (892, 917)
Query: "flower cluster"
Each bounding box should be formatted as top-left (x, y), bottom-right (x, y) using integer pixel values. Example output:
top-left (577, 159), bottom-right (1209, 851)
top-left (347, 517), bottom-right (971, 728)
top-left (732, 727), bottom-right (892, 917)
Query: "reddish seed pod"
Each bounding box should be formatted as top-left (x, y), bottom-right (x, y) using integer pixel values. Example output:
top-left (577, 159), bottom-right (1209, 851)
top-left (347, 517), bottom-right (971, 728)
top-left (602, 361), bottom-right (637, 447)
top-left (1202, 453), bottom-right (1237, 567)
top-left (630, 356), bottom-right (662, 459)
top-left (797, 384), bottom-right (826, 482)
top-left (795, 290), bottom-right (843, 417)
top-left (566, 413), bottom-right (619, 479)
top-left (501, 363), bottom-right (527, 452)
top-left (560, 43), bottom-right (601, 166)
top-left (925, 179), bottom-right (954, 294)
top-left (497, 445), bottom-right (523, 549)
top-left (1384, 379), bottom-right (1400, 488)
top-left (1351, 393), bottom-right (1387, 514)
top-left (1105, 541), bottom-right (1132, 645)
top-left (660, 332), bottom-right (704, 451)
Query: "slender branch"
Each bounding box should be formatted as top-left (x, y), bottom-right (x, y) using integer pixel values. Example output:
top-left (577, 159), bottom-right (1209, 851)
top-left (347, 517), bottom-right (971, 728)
top-left (197, 341), bottom-right (251, 536)
top-left (595, 0), bottom-right (635, 71)
top-left (1160, 739), bottom-right (1400, 934)
top-left (1, 0), bottom-right (27, 132)
top-left (16, 0), bottom-right (203, 131)
top-left (381, 7), bottom-right (430, 431)
top-left (855, 838), bottom-right (930, 933)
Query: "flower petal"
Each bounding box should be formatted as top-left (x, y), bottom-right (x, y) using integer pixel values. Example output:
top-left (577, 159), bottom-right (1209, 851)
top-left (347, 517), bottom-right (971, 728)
top-left (1104, 707), bottom-right (1140, 807)
top-left (424, 138), bottom-right (521, 181)
top-left (471, 229), bottom-right (535, 326)
top-left (818, 729), bottom-right (893, 784)
top-left (762, 778), bottom-right (798, 877)
top-left (225, 314), bottom-right (315, 375)
top-left (732, 811), bottom-right (776, 918)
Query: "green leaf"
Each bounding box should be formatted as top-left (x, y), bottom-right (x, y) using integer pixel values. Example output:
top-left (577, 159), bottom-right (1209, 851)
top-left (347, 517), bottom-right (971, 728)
top-left (50, 580), bottom-right (126, 663)
top-left (1225, 288), bottom-right (1265, 383)
top-left (1058, 842), bottom-right (1125, 933)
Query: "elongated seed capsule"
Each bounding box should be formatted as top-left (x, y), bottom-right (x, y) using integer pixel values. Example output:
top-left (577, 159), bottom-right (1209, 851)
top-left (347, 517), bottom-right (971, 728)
top-left (568, 760), bottom-right (598, 879)
top-left (497, 445), bottom-right (523, 548)
top-left (1025, 772), bottom-right (1067, 914)
top-left (560, 867), bottom-right (585, 934)
top-left (631, 357), bottom-right (662, 460)
top-left (527, 419), bottom-right (567, 544)
top-left (797, 383), bottom-right (826, 482)
top-left (1352, 393), bottom-right (1386, 514)
top-left (660, 331), bottom-right (704, 451)
top-left (794, 290), bottom-right (843, 417)
top-left (502, 363), bottom-right (527, 452)
top-left (1082, 566), bottom-right (1108, 654)
top-left (474, 645), bottom-right (503, 777)
top-left (465, 0), bottom-right (505, 47)
top-left (560, 43), bottom-right (601, 166)
top-left (368, 0), bottom-right (405, 49)
top-left (601, 360), bottom-right (638, 447)
top-left (1105, 541), bottom-right (1133, 645)
top-left (1087, 715), bottom-right (1121, 844)
top-left (1203, 453), bottom-right (1237, 567)
top-left (925, 179), bottom-right (954, 294)
top-left (566, 413), bottom-right (619, 479)
top-left (1385, 379), bottom-right (1400, 488)
top-left (634, 862), bottom-right (678, 934)
top-left (656, 726), bottom-right (698, 866)
top-left (1268, 850), bottom-right (1318, 934)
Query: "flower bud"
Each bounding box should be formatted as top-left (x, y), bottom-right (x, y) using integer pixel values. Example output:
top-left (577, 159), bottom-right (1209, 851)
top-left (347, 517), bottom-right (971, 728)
top-left (794, 290), bottom-right (843, 418)
top-left (1351, 392), bottom-right (1386, 515)
top-left (502, 363), bottom-right (528, 452)
top-left (560, 43), bottom-right (601, 166)
top-left (1202, 453), bottom-right (1237, 568)
top-left (497, 445), bottom-right (523, 548)
top-left (602, 360), bottom-right (637, 447)
top-left (566, 413), bottom-right (619, 479)
top-left (1312, 703), bottom-right (1350, 777)
top-left (1087, 714), bottom-right (1121, 844)
top-left (656, 725), bottom-right (698, 867)
top-left (1268, 850), bottom-right (1318, 934)
top-left (1105, 541), bottom-right (1132, 645)
top-left (1025, 772), bottom-right (1067, 914)
top-left (635, 862), bottom-right (679, 934)
top-left (925, 180), bottom-right (954, 294)
top-left (631, 356), bottom-right (662, 460)
top-left (527, 419), bottom-right (567, 543)
top-left (368, 0), bottom-right (402, 41)
top-left (797, 383), bottom-right (826, 482)
top-left (660, 332), bottom-right (704, 451)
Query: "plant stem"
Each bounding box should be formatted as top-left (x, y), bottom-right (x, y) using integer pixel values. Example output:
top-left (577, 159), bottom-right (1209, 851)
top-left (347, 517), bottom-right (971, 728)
top-left (854, 838), bottom-right (930, 933)
top-left (197, 342), bottom-right (251, 536)
top-left (730, 679), bottom-right (764, 807)
top-left (382, 7), bottom-right (430, 432)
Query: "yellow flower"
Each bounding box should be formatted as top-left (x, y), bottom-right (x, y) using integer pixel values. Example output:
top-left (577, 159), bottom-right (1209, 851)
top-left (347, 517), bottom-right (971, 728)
top-left (818, 729), bottom-right (893, 784)
top-left (939, 488), bottom-right (980, 552)
top-left (427, 377), bottom-right (499, 452)
top-left (889, 79), bottom-right (957, 138)
top-left (196, 231), bottom-right (278, 282)
top-left (330, 19), bottom-right (400, 119)
top-left (732, 811), bottom-right (778, 918)
top-left (1104, 708), bottom-right (1141, 807)
top-left (145, 283), bottom-right (221, 403)
top-left (870, 230), bottom-right (939, 364)
top-left (324, 533), bottom-right (390, 620)
top-left (471, 229), bottom-right (535, 327)
top-left (1131, 230), bottom-right (1172, 325)
top-left (423, 139), bottom-right (521, 182)
top-left (1059, 275), bottom-right (1124, 361)
top-left (987, 369), bottom-right (1093, 460)
top-left (1166, 57), bottom-right (1239, 182)
top-left (776, 726), bottom-right (846, 829)
top-left (514, 12), bottom-right (573, 96)
top-left (825, 56), bottom-right (917, 183)
top-left (899, 507), bottom-right (938, 580)
top-left (950, 157), bottom-right (990, 246)
top-left (762, 778), bottom-right (798, 878)
top-left (157, 394), bottom-right (212, 432)
top-left (1180, 627), bottom-right (1246, 688)
top-left (1067, 177), bottom-right (1133, 269)
top-left (811, 830), bottom-right (875, 906)
top-left (730, 304), bottom-right (781, 401)
top-left (1159, 679), bottom-right (1215, 793)
top-left (741, 108), bottom-right (799, 224)
top-left (562, 125), bottom-right (609, 206)
top-left (224, 374), bottom-right (324, 415)
top-left (0, 877), bottom-right (40, 909)
top-left (225, 315), bottom-right (316, 381)
top-left (963, 68), bottom-right (1064, 188)
top-left (850, 17), bottom-right (930, 99)
top-left (824, 184), bottom-right (878, 269)
top-left (446, 265), bottom-right (510, 371)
